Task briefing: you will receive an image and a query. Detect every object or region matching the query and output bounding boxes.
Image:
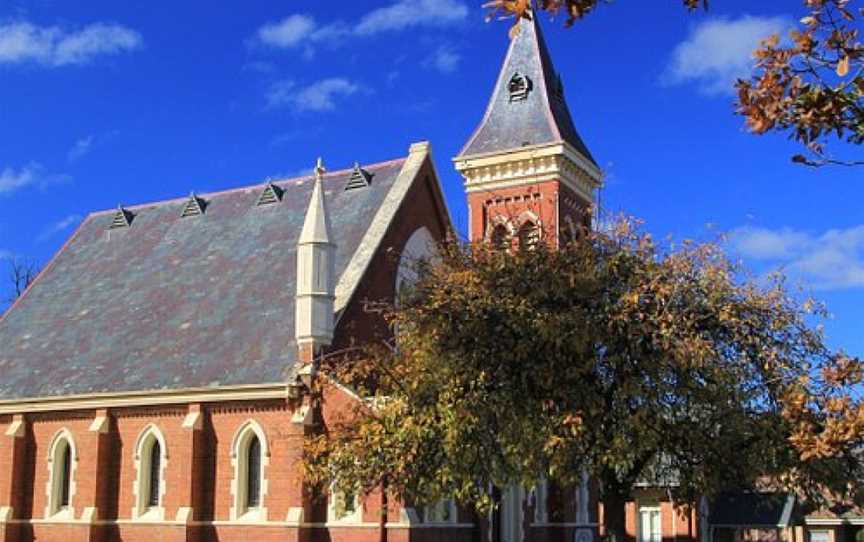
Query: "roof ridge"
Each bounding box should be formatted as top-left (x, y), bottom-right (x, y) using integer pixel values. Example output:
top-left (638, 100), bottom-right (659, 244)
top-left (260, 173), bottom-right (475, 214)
top-left (89, 155), bottom-right (409, 217)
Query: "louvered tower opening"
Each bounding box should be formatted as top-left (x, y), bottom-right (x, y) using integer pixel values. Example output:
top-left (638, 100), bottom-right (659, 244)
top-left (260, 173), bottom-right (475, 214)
top-left (345, 163), bottom-right (373, 191)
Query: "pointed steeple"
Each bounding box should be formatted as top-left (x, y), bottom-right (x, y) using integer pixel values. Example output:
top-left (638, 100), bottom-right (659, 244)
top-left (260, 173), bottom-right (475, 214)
top-left (298, 158), bottom-right (334, 244)
top-left (295, 157), bottom-right (335, 351)
top-left (458, 11), bottom-right (595, 166)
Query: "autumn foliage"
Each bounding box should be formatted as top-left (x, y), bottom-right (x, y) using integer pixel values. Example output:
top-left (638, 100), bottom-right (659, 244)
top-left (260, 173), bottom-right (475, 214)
top-left (305, 217), bottom-right (864, 541)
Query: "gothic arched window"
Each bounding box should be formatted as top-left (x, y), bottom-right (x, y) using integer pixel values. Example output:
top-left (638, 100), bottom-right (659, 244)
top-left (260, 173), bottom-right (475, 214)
top-left (147, 439), bottom-right (161, 507)
top-left (59, 443), bottom-right (71, 507)
top-left (47, 430), bottom-right (76, 518)
top-left (246, 435), bottom-right (262, 509)
top-left (490, 224), bottom-right (510, 250)
top-left (230, 420), bottom-right (269, 520)
top-left (517, 221), bottom-right (540, 250)
top-left (133, 425), bottom-right (167, 519)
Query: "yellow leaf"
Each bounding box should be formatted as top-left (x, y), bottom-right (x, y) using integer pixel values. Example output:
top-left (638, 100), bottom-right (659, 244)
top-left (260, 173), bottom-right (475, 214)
top-left (837, 56), bottom-right (850, 77)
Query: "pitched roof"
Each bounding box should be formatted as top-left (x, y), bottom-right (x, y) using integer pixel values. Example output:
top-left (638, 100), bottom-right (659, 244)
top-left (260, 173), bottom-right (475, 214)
top-left (710, 492), bottom-right (797, 527)
top-left (0, 154), bottom-right (420, 401)
top-left (457, 11), bottom-right (596, 165)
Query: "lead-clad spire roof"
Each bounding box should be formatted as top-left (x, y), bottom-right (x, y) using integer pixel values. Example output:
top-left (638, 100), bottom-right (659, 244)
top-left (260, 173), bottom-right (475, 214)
top-left (458, 11), bottom-right (596, 165)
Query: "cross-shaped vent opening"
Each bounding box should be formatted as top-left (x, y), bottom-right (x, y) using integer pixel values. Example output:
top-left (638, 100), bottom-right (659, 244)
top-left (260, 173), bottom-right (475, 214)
top-left (110, 206), bottom-right (133, 229)
top-left (257, 182), bottom-right (283, 206)
top-left (345, 163), bottom-right (373, 191)
top-left (181, 193), bottom-right (206, 218)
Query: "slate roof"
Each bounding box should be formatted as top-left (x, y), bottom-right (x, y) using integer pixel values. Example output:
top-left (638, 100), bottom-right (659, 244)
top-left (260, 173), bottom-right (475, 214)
top-left (458, 11), bottom-right (596, 165)
top-left (710, 492), bottom-right (796, 527)
top-left (0, 157), bottom-right (411, 400)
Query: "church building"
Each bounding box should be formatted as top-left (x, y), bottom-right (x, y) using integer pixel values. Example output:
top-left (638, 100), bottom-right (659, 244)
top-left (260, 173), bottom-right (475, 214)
top-left (0, 10), bottom-right (704, 542)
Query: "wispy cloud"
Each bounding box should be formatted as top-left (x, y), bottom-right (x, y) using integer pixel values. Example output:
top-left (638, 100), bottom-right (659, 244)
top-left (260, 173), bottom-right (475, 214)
top-left (0, 250), bottom-right (12, 261)
top-left (730, 225), bottom-right (864, 290)
top-left (37, 214), bottom-right (81, 242)
top-left (0, 21), bottom-right (142, 67)
top-left (424, 44), bottom-right (461, 73)
top-left (67, 135), bottom-right (94, 162)
top-left (0, 163), bottom-right (70, 196)
top-left (253, 0), bottom-right (468, 52)
top-left (662, 15), bottom-right (790, 96)
top-left (266, 78), bottom-right (360, 112)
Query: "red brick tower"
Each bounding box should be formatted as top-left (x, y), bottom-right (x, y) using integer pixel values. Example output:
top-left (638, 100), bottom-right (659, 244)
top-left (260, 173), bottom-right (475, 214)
top-left (453, 10), bottom-right (602, 248)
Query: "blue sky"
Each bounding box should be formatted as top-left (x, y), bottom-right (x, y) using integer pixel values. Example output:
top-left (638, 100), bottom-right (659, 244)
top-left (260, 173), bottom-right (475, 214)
top-left (1, 0), bottom-right (862, 355)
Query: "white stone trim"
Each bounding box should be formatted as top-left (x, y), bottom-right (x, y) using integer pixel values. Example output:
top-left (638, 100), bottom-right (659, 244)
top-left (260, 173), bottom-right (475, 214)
top-left (131, 424), bottom-right (168, 521)
top-left (0, 382), bottom-right (290, 414)
top-left (423, 499), bottom-right (458, 524)
top-left (334, 141), bottom-right (432, 315)
top-left (44, 428), bottom-right (77, 519)
top-left (454, 142), bottom-right (600, 203)
top-left (229, 420), bottom-right (269, 522)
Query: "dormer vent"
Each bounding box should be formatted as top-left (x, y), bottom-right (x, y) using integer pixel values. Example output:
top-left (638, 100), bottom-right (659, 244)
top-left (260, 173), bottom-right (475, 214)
top-left (345, 162), bottom-right (373, 191)
top-left (181, 193), bottom-right (206, 218)
top-left (257, 181), bottom-right (283, 206)
top-left (110, 206), bottom-right (133, 229)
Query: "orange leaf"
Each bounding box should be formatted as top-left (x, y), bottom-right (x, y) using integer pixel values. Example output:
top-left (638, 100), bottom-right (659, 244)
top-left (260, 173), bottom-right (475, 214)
top-left (837, 56), bottom-right (850, 77)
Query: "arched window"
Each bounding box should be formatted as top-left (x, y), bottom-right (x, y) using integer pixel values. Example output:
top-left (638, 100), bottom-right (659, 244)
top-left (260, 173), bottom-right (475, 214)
top-left (59, 443), bottom-right (71, 507)
top-left (246, 435), bottom-right (261, 509)
top-left (490, 224), bottom-right (510, 250)
top-left (517, 221), bottom-right (540, 250)
top-left (46, 429), bottom-right (76, 518)
top-left (147, 439), bottom-right (161, 507)
top-left (230, 420), bottom-right (269, 520)
top-left (133, 425), bottom-right (167, 520)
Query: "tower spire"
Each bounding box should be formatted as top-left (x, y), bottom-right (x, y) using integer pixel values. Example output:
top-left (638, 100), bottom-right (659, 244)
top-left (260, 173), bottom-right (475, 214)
top-left (295, 157), bottom-right (335, 354)
top-left (453, 9), bottom-right (602, 245)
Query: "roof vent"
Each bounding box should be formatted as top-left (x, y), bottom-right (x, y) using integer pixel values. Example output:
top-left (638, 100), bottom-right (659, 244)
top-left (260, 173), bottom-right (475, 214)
top-left (508, 72), bottom-right (532, 102)
top-left (110, 205), bottom-right (133, 229)
top-left (345, 162), bottom-right (373, 191)
top-left (257, 181), bottom-right (283, 206)
top-left (181, 192), bottom-right (206, 218)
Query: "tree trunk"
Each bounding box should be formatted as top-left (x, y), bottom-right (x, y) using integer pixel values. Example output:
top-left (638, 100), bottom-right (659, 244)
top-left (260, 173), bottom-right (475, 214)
top-left (603, 492), bottom-right (628, 542)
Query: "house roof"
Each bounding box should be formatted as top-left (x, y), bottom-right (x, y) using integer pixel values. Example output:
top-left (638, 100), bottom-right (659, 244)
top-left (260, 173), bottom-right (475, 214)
top-left (457, 10), bottom-right (596, 165)
top-left (0, 153), bottom-right (422, 401)
top-left (710, 492), bottom-right (797, 527)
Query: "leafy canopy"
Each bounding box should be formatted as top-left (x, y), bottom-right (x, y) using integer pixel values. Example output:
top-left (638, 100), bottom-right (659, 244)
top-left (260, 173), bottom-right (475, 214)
top-left (305, 218), bottom-right (864, 520)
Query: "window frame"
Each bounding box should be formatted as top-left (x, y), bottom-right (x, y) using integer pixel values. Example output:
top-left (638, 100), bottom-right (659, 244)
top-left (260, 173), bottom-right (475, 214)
top-left (328, 482), bottom-right (363, 524)
top-left (132, 424), bottom-right (168, 520)
top-left (638, 504), bottom-right (662, 542)
top-left (423, 498), bottom-right (458, 524)
top-left (230, 420), bottom-right (269, 521)
top-left (45, 429), bottom-right (77, 519)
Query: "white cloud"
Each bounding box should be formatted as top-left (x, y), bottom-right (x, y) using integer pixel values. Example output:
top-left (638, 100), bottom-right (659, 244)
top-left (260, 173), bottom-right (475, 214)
top-left (0, 21), bottom-right (142, 67)
top-left (0, 164), bottom-right (38, 194)
top-left (267, 78), bottom-right (359, 112)
top-left (354, 0), bottom-right (468, 35)
top-left (663, 15), bottom-right (790, 95)
top-left (67, 135), bottom-right (94, 162)
top-left (253, 0), bottom-right (468, 50)
top-left (0, 163), bottom-right (71, 196)
top-left (425, 44), bottom-right (461, 73)
top-left (257, 14), bottom-right (317, 48)
top-left (37, 214), bottom-right (82, 242)
top-left (730, 225), bottom-right (864, 290)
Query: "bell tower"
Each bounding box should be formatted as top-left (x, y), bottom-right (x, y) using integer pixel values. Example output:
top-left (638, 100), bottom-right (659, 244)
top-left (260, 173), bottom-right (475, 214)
top-left (453, 10), bottom-right (601, 247)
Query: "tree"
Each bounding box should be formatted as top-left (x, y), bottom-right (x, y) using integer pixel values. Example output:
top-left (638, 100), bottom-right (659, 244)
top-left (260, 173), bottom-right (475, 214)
top-left (484, 1), bottom-right (863, 166)
top-left (3, 257), bottom-right (40, 306)
top-left (304, 218), bottom-right (864, 542)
